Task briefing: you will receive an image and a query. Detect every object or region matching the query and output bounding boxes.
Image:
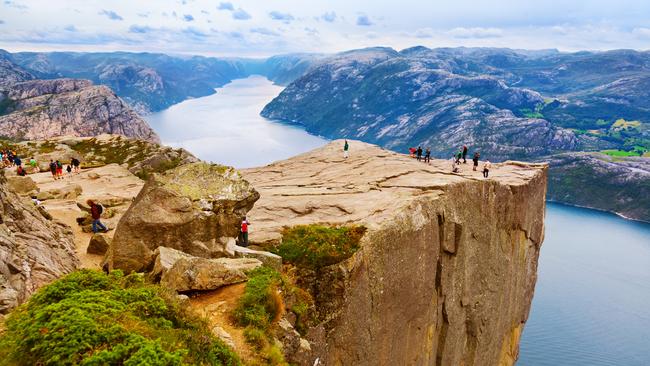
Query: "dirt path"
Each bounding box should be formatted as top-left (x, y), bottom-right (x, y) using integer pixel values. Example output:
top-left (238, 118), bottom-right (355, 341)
top-left (190, 284), bottom-right (259, 364)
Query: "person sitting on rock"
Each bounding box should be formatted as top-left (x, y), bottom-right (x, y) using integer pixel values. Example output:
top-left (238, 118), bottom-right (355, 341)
top-left (88, 199), bottom-right (108, 233)
top-left (483, 160), bottom-right (491, 178)
top-left (452, 157), bottom-right (460, 173)
top-left (29, 157), bottom-right (37, 168)
top-left (16, 165), bottom-right (26, 176)
top-left (240, 217), bottom-right (250, 247)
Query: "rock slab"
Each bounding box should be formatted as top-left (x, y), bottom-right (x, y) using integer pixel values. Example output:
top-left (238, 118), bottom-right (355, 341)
top-left (160, 257), bottom-right (262, 292)
top-left (108, 162), bottom-right (260, 273)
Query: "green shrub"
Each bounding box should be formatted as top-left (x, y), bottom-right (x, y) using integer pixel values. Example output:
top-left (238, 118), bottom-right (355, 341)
top-left (275, 225), bottom-right (366, 270)
top-left (0, 269), bottom-right (240, 366)
top-left (233, 267), bottom-right (283, 331)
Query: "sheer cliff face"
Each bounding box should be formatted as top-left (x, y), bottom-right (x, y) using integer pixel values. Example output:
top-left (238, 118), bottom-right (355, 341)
top-left (243, 140), bottom-right (547, 365)
top-left (0, 171), bottom-right (79, 314)
top-left (0, 78), bottom-right (159, 143)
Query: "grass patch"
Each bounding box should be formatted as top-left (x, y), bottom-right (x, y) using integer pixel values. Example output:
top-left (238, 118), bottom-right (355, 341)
top-left (38, 140), bottom-right (57, 154)
top-left (274, 225), bottom-right (366, 270)
top-left (601, 146), bottom-right (648, 157)
top-left (519, 108), bottom-right (544, 119)
top-left (232, 267), bottom-right (313, 365)
top-left (0, 269), bottom-right (240, 366)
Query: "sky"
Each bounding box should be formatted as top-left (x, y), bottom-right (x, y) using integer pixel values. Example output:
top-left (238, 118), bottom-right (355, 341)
top-left (1, 0), bottom-right (650, 57)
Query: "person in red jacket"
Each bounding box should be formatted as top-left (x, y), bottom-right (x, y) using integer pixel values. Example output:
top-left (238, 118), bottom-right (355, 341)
top-left (87, 199), bottom-right (108, 233)
top-left (240, 217), bottom-right (250, 247)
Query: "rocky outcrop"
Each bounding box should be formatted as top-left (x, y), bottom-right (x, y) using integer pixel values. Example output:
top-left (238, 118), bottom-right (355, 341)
top-left (541, 152), bottom-right (650, 221)
top-left (0, 78), bottom-right (159, 143)
top-left (3, 134), bottom-right (197, 177)
top-left (160, 257), bottom-right (262, 292)
top-left (242, 140), bottom-right (547, 365)
top-left (107, 162), bottom-right (259, 273)
top-left (0, 170), bottom-right (79, 314)
top-left (5, 176), bottom-right (39, 197)
top-left (87, 234), bottom-right (110, 255)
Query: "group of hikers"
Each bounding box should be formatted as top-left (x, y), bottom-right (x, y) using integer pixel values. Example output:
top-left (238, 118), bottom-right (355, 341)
top-left (342, 140), bottom-right (492, 178)
top-left (409, 144), bottom-right (492, 178)
top-left (0, 148), bottom-right (82, 180)
top-left (49, 158), bottom-right (81, 180)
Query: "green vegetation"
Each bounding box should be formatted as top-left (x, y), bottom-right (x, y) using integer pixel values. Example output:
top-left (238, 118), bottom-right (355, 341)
top-left (232, 267), bottom-right (286, 365)
top-left (0, 270), bottom-right (240, 366)
top-left (601, 145), bottom-right (649, 157)
top-left (38, 140), bottom-right (57, 154)
top-left (274, 225), bottom-right (366, 270)
top-left (520, 108), bottom-right (544, 119)
top-left (232, 267), bottom-right (313, 365)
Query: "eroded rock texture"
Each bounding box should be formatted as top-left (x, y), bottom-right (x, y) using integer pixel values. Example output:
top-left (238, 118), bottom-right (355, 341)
top-left (242, 140), bottom-right (547, 366)
top-left (0, 170), bottom-right (78, 314)
top-left (0, 78), bottom-right (159, 143)
top-left (107, 162), bottom-right (259, 273)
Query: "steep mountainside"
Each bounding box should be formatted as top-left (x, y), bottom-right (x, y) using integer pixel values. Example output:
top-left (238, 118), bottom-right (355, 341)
top-left (0, 78), bottom-right (159, 142)
top-left (262, 46), bottom-right (650, 158)
top-left (242, 140), bottom-right (548, 365)
top-left (540, 152), bottom-right (650, 221)
top-left (4, 50), bottom-right (323, 113)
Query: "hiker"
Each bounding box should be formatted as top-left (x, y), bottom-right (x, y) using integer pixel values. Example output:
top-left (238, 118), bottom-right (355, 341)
top-left (452, 158), bottom-right (460, 173)
top-left (462, 145), bottom-right (468, 163)
top-left (343, 140), bottom-right (349, 159)
top-left (483, 160), bottom-right (491, 178)
top-left (13, 155), bottom-right (21, 168)
top-left (56, 160), bottom-right (63, 179)
top-left (416, 146), bottom-right (423, 161)
top-left (424, 148), bottom-right (431, 163)
top-left (16, 165), bottom-right (26, 176)
top-left (472, 152), bottom-right (480, 171)
top-left (49, 160), bottom-right (57, 180)
top-left (66, 165), bottom-right (72, 177)
top-left (409, 147), bottom-right (416, 158)
top-left (88, 199), bottom-right (108, 233)
top-left (240, 217), bottom-right (250, 247)
top-left (29, 157), bottom-right (37, 168)
top-left (72, 157), bottom-right (81, 173)
top-left (31, 195), bottom-right (41, 206)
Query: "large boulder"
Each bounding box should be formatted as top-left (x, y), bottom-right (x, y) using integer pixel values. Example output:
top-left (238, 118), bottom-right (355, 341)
top-left (150, 246), bottom-right (193, 280)
top-left (87, 234), bottom-right (110, 255)
top-left (5, 176), bottom-right (39, 196)
top-left (36, 184), bottom-right (82, 201)
top-left (160, 257), bottom-right (262, 292)
top-left (107, 162), bottom-right (260, 273)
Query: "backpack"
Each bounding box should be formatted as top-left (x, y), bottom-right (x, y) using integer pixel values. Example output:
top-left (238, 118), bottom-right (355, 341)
top-left (96, 204), bottom-right (103, 215)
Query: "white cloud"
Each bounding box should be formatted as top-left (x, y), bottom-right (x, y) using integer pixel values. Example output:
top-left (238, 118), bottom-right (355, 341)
top-left (232, 8), bottom-right (251, 20)
top-left (269, 11), bottom-right (294, 24)
top-left (98, 9), bottom-right (123, 21)
top-left (356, 14), bottom-right (373, 26)
top-left (321, 11), bottom-right (336, 23)
top-left (447, 27), bottom-right (503, 39)
top-left (632, 27), bottom-right (650, 38)
top-left (217, 2), bottom-right (234, 11)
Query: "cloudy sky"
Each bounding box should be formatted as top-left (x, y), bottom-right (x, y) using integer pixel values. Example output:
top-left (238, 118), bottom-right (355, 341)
top-left (1, 0), bottom-right (650, 56)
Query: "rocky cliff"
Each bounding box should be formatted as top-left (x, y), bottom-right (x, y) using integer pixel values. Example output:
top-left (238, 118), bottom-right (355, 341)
top-left (242, 140), bottom-right (547, 365)
top-left (0, 170), bottom-right (79, 314)
top-left (0, 78), bottom-right (159, 142)
top-left (541, 152), bottom-right (650, 221)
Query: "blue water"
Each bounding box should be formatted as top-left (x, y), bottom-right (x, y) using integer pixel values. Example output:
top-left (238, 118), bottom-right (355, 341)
top-left (145, 77), bottom-right (650, 365)
top-left (145, 75), bottom-right (328, 168)
top-left (519, 203), bottom-right (650, 365)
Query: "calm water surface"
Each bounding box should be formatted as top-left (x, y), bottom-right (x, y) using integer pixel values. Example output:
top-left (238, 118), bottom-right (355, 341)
top-left (519, 203), bottom-right (650, 366)
top-left (145, 75), bottom-right (327, 168)
top-left (146, 76), bottom-right (650, 365)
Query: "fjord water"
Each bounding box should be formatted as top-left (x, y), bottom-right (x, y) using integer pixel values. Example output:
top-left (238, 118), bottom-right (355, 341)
top-left (519, 203), bottom-right (650, 366)
top-left (145, 75), bottom-right (327, 168)
top-left (146, 76), bottom-right (650, 365)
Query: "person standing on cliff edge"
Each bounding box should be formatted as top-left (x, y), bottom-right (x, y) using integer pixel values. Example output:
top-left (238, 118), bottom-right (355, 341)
top-left (343, 140), bottom-right (349, 159)
top-left (472, 152), bottom-right (480, 171)
top-left (462, 145), bottom-right (468, 163)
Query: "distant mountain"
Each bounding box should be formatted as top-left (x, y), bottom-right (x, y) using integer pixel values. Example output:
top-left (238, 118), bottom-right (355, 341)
top-left (2, 50), bottom-right (323, 114)
top-left (262, 46), bottom-right (649, 160)
top-left (0, 54), bottom-right (158, 142)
